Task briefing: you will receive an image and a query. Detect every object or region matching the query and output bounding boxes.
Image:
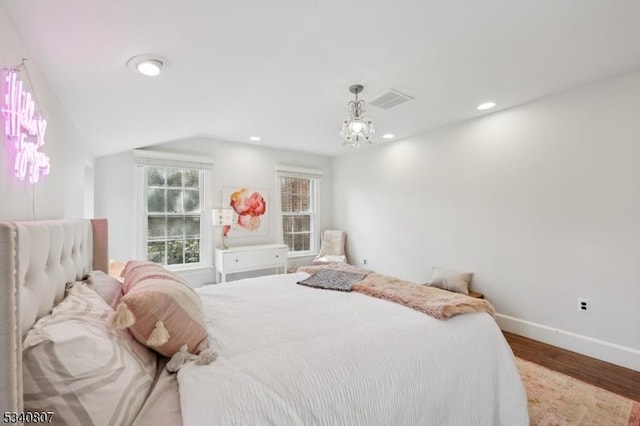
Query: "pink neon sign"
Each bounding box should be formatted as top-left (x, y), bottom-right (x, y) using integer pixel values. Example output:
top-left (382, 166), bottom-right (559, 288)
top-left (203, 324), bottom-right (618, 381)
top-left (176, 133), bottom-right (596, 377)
top-left (1, 69), bottom-right (50, 183)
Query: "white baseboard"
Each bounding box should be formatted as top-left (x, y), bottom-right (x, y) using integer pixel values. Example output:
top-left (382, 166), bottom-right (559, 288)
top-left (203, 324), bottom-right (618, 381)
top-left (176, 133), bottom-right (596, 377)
top-left (495, 313), bottom-right (640, 372)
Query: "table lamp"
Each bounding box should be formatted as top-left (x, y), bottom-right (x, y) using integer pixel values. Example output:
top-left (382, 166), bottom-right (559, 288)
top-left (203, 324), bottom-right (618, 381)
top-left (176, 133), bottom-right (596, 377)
top-left (212, 208), bottom-right (234, 249)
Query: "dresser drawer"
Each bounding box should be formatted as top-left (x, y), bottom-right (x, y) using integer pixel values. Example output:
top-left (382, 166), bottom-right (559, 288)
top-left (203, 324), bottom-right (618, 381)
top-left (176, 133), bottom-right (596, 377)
top-left (222, 246), bottom-right (287, 273)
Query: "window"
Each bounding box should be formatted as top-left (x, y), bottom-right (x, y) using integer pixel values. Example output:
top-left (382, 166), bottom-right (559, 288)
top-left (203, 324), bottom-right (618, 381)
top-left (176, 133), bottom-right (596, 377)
top-left (134, 150), bottom-right (214, 269)
top-left (145, 166), bottom-right (202, 266)
top-left (276, 166), bottom-right (322, 255)
top-left (280, 176), bottom-right (313, 252)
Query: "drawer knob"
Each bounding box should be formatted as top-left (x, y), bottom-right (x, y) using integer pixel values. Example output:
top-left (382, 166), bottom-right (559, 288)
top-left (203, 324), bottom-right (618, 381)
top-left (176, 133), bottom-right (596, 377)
top-left (275, 254), bottom-right (279, 258)
top-left (235, 259), bottom-right (239, 262)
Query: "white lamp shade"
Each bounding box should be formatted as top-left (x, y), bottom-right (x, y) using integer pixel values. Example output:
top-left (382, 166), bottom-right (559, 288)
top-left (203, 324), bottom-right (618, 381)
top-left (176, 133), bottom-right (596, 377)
top-left (212, 208), bottom-right (234, 226)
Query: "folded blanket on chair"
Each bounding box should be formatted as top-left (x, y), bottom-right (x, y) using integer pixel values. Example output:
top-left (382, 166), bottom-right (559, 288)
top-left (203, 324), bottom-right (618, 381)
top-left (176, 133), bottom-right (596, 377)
top-left (297, 265), bottom-right (495, 320)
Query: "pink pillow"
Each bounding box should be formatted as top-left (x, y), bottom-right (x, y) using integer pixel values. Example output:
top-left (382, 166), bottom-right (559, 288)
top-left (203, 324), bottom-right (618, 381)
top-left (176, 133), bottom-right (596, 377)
top-left (120, 261), bottom-right (187, 293)
top-left (110, 261), bottom-right (215, 370)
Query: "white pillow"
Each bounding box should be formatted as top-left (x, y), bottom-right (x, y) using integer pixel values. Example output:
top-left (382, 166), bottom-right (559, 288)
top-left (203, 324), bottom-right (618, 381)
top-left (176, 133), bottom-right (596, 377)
top-left (22, 283), bottom-right (157, 426)
top-left (82, 270), bottom-right (124, 309)
top-left (427, 267), bottom-right (472, 295)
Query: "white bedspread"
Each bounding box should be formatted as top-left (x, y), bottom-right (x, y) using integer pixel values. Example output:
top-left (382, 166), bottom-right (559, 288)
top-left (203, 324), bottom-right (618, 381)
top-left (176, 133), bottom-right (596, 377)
top-left (178, 273), bottom-right (528, 426)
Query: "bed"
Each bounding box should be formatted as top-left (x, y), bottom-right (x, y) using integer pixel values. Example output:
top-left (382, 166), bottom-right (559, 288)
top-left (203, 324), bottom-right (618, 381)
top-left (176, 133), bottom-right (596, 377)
top-left (0, 219), bottom-right (529, 425)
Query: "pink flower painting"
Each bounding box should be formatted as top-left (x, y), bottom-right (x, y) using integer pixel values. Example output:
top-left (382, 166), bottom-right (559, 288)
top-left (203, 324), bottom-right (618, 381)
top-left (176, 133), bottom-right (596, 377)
top-left (222, 187), bottom-right (269, 236)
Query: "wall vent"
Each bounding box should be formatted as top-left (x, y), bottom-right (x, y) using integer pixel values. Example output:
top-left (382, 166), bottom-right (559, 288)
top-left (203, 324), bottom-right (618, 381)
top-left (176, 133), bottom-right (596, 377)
top-left (369, 89), bottom-right (414, 110)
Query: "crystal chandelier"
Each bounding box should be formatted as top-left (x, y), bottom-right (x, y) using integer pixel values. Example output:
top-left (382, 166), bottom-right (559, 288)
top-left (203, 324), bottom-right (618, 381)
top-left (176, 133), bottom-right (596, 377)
top-left (340, 84), bottom-right (375, 147)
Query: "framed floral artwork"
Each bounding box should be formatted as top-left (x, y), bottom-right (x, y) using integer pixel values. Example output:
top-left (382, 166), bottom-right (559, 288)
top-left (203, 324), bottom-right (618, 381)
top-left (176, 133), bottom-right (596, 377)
top-left (221, 187), bottom-right (269, 236)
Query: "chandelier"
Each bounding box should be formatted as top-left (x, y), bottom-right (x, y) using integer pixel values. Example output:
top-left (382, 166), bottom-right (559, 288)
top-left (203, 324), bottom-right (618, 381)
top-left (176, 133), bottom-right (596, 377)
top-left (340, 84), bottom-right (375, 147)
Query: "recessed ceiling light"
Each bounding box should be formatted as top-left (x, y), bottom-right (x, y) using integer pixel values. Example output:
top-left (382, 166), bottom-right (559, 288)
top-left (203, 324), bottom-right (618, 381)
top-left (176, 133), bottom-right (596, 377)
top-left (137, 60), bottom-right (162, 76)
top-left (382, 134), bottom-right (395, 139)
top-left (477, 102), bottom-right (496, 111)
top-left (127, 54), bottom-right (168, 77)
top-left (249, 136), bottom-right (261, 142)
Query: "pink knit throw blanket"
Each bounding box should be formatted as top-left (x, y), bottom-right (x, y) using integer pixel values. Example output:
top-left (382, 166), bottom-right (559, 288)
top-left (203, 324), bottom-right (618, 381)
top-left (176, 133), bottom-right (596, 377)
top-left (298, 264), bottom-right (495, 320)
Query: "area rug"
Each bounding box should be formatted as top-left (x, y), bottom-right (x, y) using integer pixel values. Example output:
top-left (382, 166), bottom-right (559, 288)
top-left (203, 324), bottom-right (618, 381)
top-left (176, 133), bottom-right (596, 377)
top-left (516, 357), bottom-right (640, 425)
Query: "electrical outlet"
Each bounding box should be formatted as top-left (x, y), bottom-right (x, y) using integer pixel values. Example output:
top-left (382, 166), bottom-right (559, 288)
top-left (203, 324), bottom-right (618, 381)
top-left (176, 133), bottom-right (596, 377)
top-left (578, 298), bottom-right (590, 313)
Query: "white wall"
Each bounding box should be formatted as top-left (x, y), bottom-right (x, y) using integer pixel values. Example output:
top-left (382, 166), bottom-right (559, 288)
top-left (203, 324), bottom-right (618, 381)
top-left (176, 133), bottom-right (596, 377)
top-left (95, 137), bottom-right (332, 284)
top-left (332, 71), bottom-right (640, 370)
top-left (0, 6), bottom-right (90, 221)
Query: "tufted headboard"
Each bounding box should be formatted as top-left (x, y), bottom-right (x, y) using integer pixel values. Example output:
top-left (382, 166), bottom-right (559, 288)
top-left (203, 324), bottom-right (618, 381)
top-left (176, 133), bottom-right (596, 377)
top-left (0, 219), bottom-right (109, 412)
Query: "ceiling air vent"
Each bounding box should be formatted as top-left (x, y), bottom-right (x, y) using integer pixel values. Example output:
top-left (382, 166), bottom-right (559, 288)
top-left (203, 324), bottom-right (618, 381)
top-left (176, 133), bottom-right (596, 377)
top-left (369, 89), bottom-right (414, 110)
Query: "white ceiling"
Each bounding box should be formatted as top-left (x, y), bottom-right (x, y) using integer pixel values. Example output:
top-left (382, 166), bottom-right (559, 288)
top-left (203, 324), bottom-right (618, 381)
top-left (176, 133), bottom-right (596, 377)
top-left (3, 0), bottom-right (640, 158)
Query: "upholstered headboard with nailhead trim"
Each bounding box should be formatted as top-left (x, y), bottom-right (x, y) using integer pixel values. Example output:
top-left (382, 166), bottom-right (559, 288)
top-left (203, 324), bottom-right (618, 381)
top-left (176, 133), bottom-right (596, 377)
top-left (0, 219), bottom-right (108, 413)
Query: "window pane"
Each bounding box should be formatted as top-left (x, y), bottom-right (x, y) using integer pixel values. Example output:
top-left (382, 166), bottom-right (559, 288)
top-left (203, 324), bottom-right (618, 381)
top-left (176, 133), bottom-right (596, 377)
top-left (184, 239), bottom-right (200, 263)
top-left (167, 168), bottom-right (182, 187)
top-left (300, 187), bottom-right (310, 211)
top-left (167, 217), bottom-right (184, 238)
top-left (184, 170), bottom-right (199, 188)
top-left (167, 240), bottom-right (184, 265)
top-left (147, 167), bottom-right (165, 186)
top-left (291, 195), bottom-right (300, 212)
top-left (147, 189), bottom-right (165, 212)
top-left (185, 216), bottom-right (200, 237)
top-left (301, 233), bottom-right (310, 251)
top-left (281, 194), bottom-right (291, 213)
top-left (148, 216), bottom-right (165, 239)
top-left (283, 216), bottom-right (293, 233)
top-left (301, 215), bottom-right (310, 230)
top-left (281, 186), bottom-right (291, 211)
top-left (184, 190), bottom-right (200, 213)
top-left (293, 216), bottom-right (304, 232)
top-left (167, 189), bottom-right (183, 213)
top-left (147, 241), bottom-right (165, 264)
top-left (280, 177), bottom-right (291, 192)
top-left (283, 233), bottom-right (293, 251)
top-left (293, 234), bottom-right (304, 251)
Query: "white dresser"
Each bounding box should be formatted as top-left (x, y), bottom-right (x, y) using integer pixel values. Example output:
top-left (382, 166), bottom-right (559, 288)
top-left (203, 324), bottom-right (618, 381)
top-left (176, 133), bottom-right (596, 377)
top-left (215, 244), bottom-right (288, 283)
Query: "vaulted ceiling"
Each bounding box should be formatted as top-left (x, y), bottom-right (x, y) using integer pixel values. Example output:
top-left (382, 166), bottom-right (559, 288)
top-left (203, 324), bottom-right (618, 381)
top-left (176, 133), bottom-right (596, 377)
top-left (3, 0), bottom-right (640, 158)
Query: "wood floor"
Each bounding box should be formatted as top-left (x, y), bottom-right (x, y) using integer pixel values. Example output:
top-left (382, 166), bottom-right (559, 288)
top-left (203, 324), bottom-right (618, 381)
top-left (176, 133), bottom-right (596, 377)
top-left (503, 332), bottom-right (640, 402)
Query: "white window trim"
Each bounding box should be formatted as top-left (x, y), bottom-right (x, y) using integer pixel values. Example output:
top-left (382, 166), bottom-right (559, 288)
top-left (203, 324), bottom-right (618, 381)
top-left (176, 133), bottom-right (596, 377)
top-left (275, 165), bottom-right (322, 257)
top-left (133, 149), bottom-right (215, 168)
top-left (133, 150), bottom-right (215, 271)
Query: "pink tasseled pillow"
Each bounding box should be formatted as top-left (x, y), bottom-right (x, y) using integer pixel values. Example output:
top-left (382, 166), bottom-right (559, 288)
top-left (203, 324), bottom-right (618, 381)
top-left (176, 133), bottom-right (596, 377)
top-left (110, 261), bottom-right (216, 371)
